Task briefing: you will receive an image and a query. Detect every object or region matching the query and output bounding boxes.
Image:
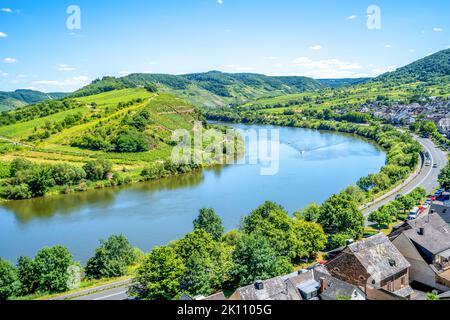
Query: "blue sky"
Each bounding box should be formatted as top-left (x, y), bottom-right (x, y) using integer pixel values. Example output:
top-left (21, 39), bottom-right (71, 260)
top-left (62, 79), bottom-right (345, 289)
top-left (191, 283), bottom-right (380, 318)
top-left (0, 0), bottom-right (449, 92)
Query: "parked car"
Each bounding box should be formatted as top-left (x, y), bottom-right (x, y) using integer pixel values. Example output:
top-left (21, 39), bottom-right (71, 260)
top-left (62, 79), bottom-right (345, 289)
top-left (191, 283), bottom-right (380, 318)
top-left (433, 164), bottom-right (438, 168)
top-left (408, 207), bottom-right (420, 220)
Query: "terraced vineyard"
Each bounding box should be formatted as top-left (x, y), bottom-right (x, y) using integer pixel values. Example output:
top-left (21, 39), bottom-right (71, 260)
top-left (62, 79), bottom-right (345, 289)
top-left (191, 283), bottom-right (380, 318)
top-left (0, 88), bottom-right (201, 172)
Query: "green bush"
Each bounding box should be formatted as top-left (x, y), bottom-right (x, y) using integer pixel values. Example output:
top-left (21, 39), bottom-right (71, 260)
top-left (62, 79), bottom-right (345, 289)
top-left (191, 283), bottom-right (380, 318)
top-left (83, 159), bottom-right (113, 181)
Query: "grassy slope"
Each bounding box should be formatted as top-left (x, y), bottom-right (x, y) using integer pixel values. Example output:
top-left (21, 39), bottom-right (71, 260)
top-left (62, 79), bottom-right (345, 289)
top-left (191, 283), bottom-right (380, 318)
top-left (0, 88), bottom-right (200, 172)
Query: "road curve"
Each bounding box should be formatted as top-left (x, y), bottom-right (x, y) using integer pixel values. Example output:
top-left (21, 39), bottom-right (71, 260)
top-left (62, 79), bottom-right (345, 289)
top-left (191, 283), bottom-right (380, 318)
top-left (363, 135), bottom-right (448, 218)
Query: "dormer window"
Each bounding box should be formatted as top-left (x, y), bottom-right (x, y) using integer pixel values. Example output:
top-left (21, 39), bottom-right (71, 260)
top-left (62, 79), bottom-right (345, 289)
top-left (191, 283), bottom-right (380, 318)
top-left (388, 259), bottom-right (396, 267)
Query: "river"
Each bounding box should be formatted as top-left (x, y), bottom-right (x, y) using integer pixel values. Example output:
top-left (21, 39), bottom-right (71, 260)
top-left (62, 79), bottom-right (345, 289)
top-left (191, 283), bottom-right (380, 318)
top-left (0, 124), bottom-right (386, 262)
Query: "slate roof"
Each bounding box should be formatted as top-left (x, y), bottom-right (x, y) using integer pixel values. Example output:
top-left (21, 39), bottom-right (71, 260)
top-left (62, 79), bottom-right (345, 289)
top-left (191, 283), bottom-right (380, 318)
top-left (404, 214), bottom-right (450, 255)
top-left (202, 292), bottom-right (227, 301)
top-left (430, 203), bottom-right (450, 223)
top-left (313, 265), bottom-right (366, 300)
top-left (347, 233), bottom-right (410, 282)
top-left (232, 277), bottom-right (302, 300)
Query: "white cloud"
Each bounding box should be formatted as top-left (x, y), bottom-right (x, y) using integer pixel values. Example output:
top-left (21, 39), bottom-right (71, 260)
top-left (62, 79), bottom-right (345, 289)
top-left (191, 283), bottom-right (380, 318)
top-left (0, 32), bottom-right (7, 38)
top-left (347, 15), bottom-right (357, 20)
top-left (118, 71), bottom-right (130, 76)
top-left (408, 49), bottom-right (415, 53)
top-left (1, 8), bottom-right (12, 13)
top-left (33, 76), bottom-right (90, 91)
top-left (310, 44), bottom-right (322, 51)
top-left (372, 66), bottom-right (396, 75)
top-left (1, 72), bottom-right (8, 77)
top-left (57, 64), bottom-right (76, 71)
top-left (273, 63), bottom-right (283, 68)
top-left (149, 61), bottom-right (158, 65)
top-left (433, 28), bottom-right (443, 32)
top-left (293, 57), bottom-right (363, 78)
top-left (3, 57), bottom-right (17, 63)
top-left (384, 44), bottom-right (392, 48)
top-left (217, 0), bottom-right (224, 4)
top-left (34, 80), bottom-right (60, 85)
top-left (226, 64), bottom-right (253, 72)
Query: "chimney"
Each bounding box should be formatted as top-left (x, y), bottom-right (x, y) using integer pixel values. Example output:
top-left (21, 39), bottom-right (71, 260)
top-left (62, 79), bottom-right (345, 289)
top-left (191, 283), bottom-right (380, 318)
top-left (254, 281), bottom-right (264, 291)
top-left (320, 277), bottom-right (327, 293)
top-left (419, 227), bottom-right (425, 236)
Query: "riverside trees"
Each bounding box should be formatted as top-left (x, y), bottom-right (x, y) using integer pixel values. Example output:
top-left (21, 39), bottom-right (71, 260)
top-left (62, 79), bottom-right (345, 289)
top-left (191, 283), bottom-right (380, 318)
top-left (131, 203), bottom-right (327, 300)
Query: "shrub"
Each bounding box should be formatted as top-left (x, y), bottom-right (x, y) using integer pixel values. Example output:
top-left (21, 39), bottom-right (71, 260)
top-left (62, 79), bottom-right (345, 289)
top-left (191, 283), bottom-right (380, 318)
top-left (83, 159), bottom-right (113, 181)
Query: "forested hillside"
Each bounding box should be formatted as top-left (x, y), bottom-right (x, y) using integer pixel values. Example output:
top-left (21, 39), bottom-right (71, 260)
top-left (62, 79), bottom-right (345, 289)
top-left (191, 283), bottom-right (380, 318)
top-left (375, 48), bottom-right (450, 84)
top-left (72, 71), bottom-right (325, 108)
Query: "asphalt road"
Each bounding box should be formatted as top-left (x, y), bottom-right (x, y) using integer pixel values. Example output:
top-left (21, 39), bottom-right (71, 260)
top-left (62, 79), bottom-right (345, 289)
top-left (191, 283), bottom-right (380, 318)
top-left (363, 136), bottom-right (448, 218)
top-left (71, 284), bottom-right (132, 301)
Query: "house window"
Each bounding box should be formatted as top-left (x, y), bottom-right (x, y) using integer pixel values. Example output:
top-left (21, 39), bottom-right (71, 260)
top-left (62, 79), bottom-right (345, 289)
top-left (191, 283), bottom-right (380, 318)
top-left (401, 277), bottom-right (406, 286)
top-left (359, 276), bottom-right (366, 281)
top-left (387, 282), bottom-right (393, 292)
top-left (333, 267), bottom-right (340, 273)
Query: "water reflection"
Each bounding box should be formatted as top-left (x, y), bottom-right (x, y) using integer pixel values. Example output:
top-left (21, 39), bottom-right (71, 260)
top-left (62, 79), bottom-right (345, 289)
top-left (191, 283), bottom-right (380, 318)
top-left (3, 168), bottom-right (206, 224)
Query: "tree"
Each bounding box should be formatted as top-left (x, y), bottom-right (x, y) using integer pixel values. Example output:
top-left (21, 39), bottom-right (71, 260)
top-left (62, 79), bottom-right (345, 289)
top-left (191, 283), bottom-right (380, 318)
top-left (52, 163), bottom-right (86, 186)
top-left (318, 193), bottom-right (364, 239)
top-left (132, 246), bottom-right (185, 300)
top-left (298, 203), bottom-right (321, 222)
top-left (329, 233), bottom-right (351, 250)
top-left (180, 253), bottom-right (212, 297)
top-left (420, 121), bottom-right (437, 136)
top-left (240, 201), bottom-right (297, 258)
top-left (0, 183), bottom-right (32, 200)
top-left (174, 229), bottom-right (216, 262)
top-left (396, 195), bottom-right (416, 214)
top-left (439, 164), bottom-right (450, 190)
top-left (25, 165), bottom-right (55, 197)
top-left (0, 258), bottom-right (19, 300)
top-left (114, 130), bottom-right (149, 153)
top-left (369, 209), bottom-right (392, 230)
top-left (9, 158), bottom-right (32, 177)
top-left (83, 159), bottom-right (113, 181)
top-left (357, 174), bottom-right (375, 192)
top-left (16, 256), bottom-right (39, 295)
top-left (33, 246), bottom-right (74, 293)
top-left (231, 234), bottom-right (292, 287)
top-left (380, 203), bottom-right (399, 219)
top-left (193, 208), bottom-right (224, 241)
top-left (85, 235), bottom-right (137, 279)
top-left (342, 185), bottom-right (366, 205)
top-left (292, 220), bottom-right (327, 260)
top-left (209, 242), bottom-right (234, 290)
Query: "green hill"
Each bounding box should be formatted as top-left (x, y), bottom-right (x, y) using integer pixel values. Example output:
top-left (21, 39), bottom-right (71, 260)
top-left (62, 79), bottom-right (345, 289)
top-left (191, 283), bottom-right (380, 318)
top-left (72, 71), bottom-right (325, 108)
top-left (0, 88), bottom-right (203, 171)
top-left (375, 48), bottom-right (450, 84)
top-left (0, 90), bottom-right (69, 111)
top-left (317, 78), bottom-right (371, 88)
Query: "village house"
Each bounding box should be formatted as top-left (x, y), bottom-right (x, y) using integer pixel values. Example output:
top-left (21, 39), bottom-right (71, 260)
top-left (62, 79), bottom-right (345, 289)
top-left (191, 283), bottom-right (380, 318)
top-left (438, 118), bottom-right (450, 136)
top-left (229, 265), bottom-right (365, 301)
top-left (389, 213), bottom-right (450, 292)
top-left (229, 277), bottom-right (302, 300)
top-left (325, 233), bottom-right (413, 300)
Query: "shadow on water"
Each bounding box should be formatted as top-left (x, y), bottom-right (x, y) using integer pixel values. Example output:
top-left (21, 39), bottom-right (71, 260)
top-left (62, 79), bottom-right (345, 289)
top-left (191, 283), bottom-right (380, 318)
top-left (1, 168), bottom-right (208, 224)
